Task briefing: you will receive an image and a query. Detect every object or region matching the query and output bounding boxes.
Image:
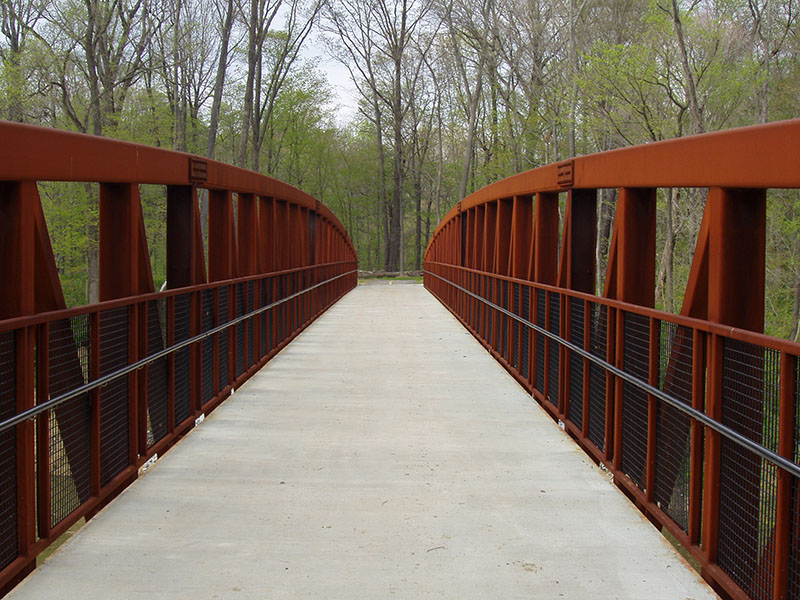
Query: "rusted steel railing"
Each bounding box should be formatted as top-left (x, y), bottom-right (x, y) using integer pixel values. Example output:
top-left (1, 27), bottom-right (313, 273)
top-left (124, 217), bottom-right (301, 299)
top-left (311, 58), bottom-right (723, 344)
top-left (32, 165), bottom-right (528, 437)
top-left (0, 122), bottom-right (357, 594)
top-left (424, 120), bottom-right (800, 600)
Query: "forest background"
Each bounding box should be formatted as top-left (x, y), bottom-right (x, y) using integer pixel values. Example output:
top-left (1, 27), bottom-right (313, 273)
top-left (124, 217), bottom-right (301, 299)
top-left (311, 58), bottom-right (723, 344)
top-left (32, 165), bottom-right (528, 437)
top-left (1, 0), bottom-right (799, 337)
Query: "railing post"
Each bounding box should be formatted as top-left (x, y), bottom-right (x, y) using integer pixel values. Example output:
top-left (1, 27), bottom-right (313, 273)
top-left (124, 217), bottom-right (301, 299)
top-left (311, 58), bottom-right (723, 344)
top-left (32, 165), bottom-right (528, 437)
top-left (688, 329), bottom-right (705, 546)
top-left (496, 198), bottom-right (512, 359)
top-left (208, 189), bottom-right (236, 282)
top-left (15, 326), bottom-right (35, 567)
top-left (604, 307), bottom-right (616, 463)
top-left (705, 187), bottom-right (767, 593)
top-left (646, 317), bottom-right (659, 504)
top-left (137, 302), bottom-right (149, 455)
top-left (606, 187), bottom-right (656, 472)
top-left (99, 183), bottom-right (151, 473)
top-left (213, 288), bottom-right (220, 398)
top-left (36, 323), bottom-right (51, 541)
top-left (258, 196), bottom-right (275, 274)
top-left (557, 189), bottom-right (597, 420)
top-left (773, 352), bottom-right (795, 600)
top-left (581, 299), bottom-right (591, 439)
top-left (532, 192), bottom-right (558, 403)
top-left (90, 311), bottom-right (101, 497)
top-left (483, 202), bottom-right (496, 278)
top-left (702, 332), bottom-right (723, 566)
top-left (167, 185), bottom-right (206, 419)
top-left (0, 181), bottom-right (37, 578)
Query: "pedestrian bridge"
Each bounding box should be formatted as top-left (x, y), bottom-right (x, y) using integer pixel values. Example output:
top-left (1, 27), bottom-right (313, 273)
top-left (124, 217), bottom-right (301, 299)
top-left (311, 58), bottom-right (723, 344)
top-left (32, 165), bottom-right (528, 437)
top-left (1, 121), bottom-right (799, 600)
top-left (5, 281), bottom-right (715, 599)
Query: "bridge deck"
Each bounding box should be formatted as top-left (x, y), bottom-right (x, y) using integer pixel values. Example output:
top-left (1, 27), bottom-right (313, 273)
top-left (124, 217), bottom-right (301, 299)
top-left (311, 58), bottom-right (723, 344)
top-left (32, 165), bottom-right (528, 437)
top-left (9, 282), bottom-right (715, 599)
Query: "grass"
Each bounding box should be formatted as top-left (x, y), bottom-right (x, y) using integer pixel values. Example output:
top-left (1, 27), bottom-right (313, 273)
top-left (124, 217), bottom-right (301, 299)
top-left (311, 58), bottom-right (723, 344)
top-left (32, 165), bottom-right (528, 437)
top-left (37, 518), bottom-right (86, 565)
top-left (661, 527), bottom-right (702, 573)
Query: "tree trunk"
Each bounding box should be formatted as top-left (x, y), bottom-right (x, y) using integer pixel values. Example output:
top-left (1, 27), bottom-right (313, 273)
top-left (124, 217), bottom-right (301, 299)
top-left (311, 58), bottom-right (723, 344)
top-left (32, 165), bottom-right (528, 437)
top-left (459, 75), bottom-right (483, 201)
top-left (414, 161), bottom-right (422, 271)
top-left (202, 0), bottom-right (234, 241)
top-left (237, 0), bottom-right (258, 167)
top-left (207, 0), bottom-right (234, 160)
top-left (655, 188), bottom-right (677, 312)
top-left (670, 0), bottom-right (704, 134)
top-left (596, 189), bottom-right (615, 293)
top-left (389, 46), bottom-right (403, 272)
top-left (434, 99), bottom-right (443, 223)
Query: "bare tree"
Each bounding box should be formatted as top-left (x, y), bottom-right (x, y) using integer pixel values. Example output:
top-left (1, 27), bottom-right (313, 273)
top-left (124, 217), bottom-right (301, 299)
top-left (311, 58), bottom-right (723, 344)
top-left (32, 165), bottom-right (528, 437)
top-left (322, 0), bottom-right (391, 267)
top-left (238, 0), bottom-right (323, 172)
top-left (206, 0), bottom-right (238, 159)
top-left (323, 0), bottom-right (435, 271)
top-left (46, 0), bottom-right (156, 302)
top-left (0, 0), bottom-right (46, 121)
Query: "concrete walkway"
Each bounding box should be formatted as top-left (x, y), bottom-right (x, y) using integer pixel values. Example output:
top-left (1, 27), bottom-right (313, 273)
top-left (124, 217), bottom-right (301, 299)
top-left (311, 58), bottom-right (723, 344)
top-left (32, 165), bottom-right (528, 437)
top-left (10, 282), bottom-right (716, 599)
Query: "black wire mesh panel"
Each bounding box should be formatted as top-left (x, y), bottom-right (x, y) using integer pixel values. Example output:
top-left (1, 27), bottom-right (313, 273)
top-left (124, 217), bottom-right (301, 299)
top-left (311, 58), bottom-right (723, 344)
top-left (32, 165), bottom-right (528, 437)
top-left (620, 311), bottom-right (649, 490)
top-left (291, 272), bottom-right (299, 333)
top-left (305, 271), bottom-right (311, 324)
top-left (284, 274), bottom-right (291, 337)
top-left (472, 274), bottom-right (479, 334)
top-left (501, 280), bottom-right (509, 362)
top-left (494, 279), bottom-right (503, 351)
top-left (247, 281), bottom-right (255, 370)
top-left (588, 303), bottom-right (608, 452)
top-left (300, 272), bottom-right (306, 329)
top-left (789, 360), bottom-right (800, 599)
top-left (47, 317), bottom-right (92, 529)
top-left (260, 280), bottom-right (267, 358)
top-left (201, 290), bottom-right (215, 405)
top-left (478, 275), bottom-right (485, 339)
top-left (654, 322), bottom-right (694, 533)
top-left (218, 289), bottom-right (229, 391)
top-left (512, 283), bottom-right (520, 371)
top-left (568, 299), bottom-right (585, 430)
top-left (277, 276), bottom-right (285, 344)
top-left (476, 273), bottom-right (483, 331)
top-left (717, 340), bottom-right (779, 600)
top-left (469, 273), bottom-right (477, 331)
top-left (486, 278), bottom-right (494, 346)
top-left (266, 279), bottom-right (274, 355)
top-left (235, 283), bottom-right (245, 378)
top-left (173, 294), bottom-right (191, 428)
top-left (535, 289), bottom-right (546, 395)
top-left (146, 300), bottom-right (169, 447)
top-left (521, 286), bottom-right (530, 380)
top-left (98, 307), bottom-right (130, 488)
top-left (0, 330), bottom-right (18, 571)
top-left (547, 291), bottom-right (560, 407)
top-left (299, 271), bottom-right (306, 326)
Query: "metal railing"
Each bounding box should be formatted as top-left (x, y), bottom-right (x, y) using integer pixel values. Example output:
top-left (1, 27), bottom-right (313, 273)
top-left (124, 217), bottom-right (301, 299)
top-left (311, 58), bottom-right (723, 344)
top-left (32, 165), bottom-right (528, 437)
top-left (423, 120), bottom-right (800, 600)
top-left (0, 121), bottom-right (358, 594)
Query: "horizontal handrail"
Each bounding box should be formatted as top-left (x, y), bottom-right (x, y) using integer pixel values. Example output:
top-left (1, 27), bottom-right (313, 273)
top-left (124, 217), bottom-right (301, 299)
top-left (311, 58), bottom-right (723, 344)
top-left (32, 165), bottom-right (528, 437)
top-left (426, 268), bottom-right (800, 480)
top-left (424, 261), bottom-right (800, 355)
top-left (0, 269), bottom-right (357, 435)
top-left (0, 261), bottom-right (356, 333)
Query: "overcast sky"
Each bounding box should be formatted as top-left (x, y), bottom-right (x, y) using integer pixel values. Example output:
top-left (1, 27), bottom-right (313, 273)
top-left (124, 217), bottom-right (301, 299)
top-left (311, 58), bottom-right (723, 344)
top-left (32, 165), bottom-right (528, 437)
top-left (302, 31), bottom-right (359, 125)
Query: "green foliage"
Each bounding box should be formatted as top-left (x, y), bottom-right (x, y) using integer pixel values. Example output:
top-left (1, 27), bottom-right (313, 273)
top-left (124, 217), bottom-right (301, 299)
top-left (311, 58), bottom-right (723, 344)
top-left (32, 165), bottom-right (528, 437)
top-left (38, 182), bottom-right (96, 307)
top-left (3, 0), bottom-right (800, 339)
